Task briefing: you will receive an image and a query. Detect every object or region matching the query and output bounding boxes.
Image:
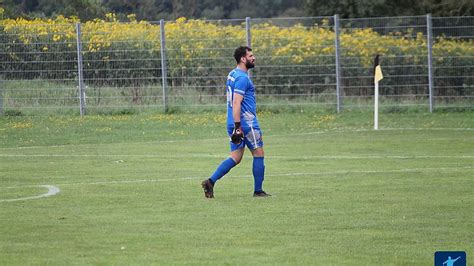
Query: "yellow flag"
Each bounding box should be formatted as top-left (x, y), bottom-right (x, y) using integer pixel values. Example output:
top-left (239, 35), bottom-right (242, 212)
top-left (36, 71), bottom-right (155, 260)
top-left (374, 55), bottom-right (383, 83)
top-left (374, 65), bottom-right (383, 83)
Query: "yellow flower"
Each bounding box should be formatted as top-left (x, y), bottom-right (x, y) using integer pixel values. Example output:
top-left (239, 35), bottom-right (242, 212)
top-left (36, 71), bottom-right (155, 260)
top-left (8, 121), bottom-right (33, 129)
top-left (0, 14), bottom-right (472, 71)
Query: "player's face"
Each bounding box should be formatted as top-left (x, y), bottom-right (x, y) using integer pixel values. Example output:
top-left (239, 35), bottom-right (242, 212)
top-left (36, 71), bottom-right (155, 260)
top-left (243, 51), bottom-right (255, 69)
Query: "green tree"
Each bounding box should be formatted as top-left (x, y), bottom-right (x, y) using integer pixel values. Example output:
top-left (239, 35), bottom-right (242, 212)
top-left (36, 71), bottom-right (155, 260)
top-left (230, 0), bottom-right (304, 18)
top-left (40, 0), bottom-right (105, 20)
top-left (304, 0), bottom-right (418, 18)
top-left (1, 0), bottom-right (307, 20)
top-left (419, 0), bottom-right (474, 16)
top-left (304, 0), bottom-right (473, 17)
top-left (0, 0), bottom-right (105, 19)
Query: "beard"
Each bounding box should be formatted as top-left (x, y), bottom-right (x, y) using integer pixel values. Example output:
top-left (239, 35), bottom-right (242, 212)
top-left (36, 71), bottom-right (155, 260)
top-left (245, 60), bottom-right (255, 69)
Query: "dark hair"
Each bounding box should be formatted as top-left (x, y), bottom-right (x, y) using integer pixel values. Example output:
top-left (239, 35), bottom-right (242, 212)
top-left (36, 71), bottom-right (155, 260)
top-left (234, 46), bottom-right (252, 64)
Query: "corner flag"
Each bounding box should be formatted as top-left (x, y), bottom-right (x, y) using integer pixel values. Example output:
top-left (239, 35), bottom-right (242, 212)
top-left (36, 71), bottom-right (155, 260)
top-left (374, 54), bottom-right (383, 83)
top-left (374, 55), bottom-right (383, 130)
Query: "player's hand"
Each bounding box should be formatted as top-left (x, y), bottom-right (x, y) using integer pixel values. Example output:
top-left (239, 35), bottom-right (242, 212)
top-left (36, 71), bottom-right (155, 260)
top-left (231, 122), bottom-right (244, 144)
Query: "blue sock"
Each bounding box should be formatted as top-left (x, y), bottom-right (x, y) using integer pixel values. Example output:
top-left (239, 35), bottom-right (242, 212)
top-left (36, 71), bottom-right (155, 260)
top-left (210, 157), bottom-right (236, 184)
top-left (253, 157), bottom-right (265, 192)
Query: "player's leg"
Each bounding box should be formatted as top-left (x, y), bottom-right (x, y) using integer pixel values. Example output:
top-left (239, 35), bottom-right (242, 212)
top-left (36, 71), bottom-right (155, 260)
top-left (201, 135), bottom-right (245, 198)
top-left (244, 125), bottom-right (270, 197)
top-left (209, 147), bottom-right (243, 184)
top-left (251, 147), bottom-right (269, 196)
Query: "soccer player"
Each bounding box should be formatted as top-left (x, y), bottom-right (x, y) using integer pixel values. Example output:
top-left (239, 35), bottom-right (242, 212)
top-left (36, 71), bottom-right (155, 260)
top-left (201, 46), bottom-right (270, 198)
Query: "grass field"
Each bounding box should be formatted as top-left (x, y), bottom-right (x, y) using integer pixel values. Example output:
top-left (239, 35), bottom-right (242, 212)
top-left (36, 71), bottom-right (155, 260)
top-left (0, 110), bottom-right (473, 265)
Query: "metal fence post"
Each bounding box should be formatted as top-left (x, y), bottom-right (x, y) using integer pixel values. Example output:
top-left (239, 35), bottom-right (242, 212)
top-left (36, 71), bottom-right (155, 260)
top-left (245, 17), bottom-right (252, 77)
top-left (160, 19), bottom-right (169, 113)
top-left (75, 23), bottom-right (86, 116)
top-left (0, 80), bottom-right (3, 116)
top-left (426, 14), bottom-right (434, 113)
top-left (334, 14), bottom-right (342, 113)
top-left (245, 17), bottom-right (252, 48)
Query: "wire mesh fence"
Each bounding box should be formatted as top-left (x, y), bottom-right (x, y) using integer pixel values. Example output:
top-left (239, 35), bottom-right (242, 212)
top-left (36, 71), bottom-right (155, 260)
top-left (0, 22), bottom-right (78, 114)
top-left (0, 15), bottom-right (472, 116)
top-left (338, 15), bottom-right (432, 110)
top-left (250, 17), bottom-right (338, 110)
top-left (431, 16), bottom-right (474, 109)
top-left (80, 21), bottom-right (163, 113)
top-left (164, 18), bottom-right (246, 110)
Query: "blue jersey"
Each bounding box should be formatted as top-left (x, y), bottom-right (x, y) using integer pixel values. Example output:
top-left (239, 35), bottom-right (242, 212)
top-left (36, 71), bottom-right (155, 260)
top-left (226, 68), bottom-right (258, 128)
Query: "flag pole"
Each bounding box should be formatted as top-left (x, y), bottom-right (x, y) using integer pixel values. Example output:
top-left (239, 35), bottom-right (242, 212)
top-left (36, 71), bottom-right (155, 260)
top-left (374, 80), bottom-right (379, 130)
top-left (374, 54), bottom-right (383, 130)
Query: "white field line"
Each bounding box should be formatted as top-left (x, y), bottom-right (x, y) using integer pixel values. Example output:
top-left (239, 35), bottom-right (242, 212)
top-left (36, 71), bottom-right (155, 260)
top-left (0, 154), bottom-right (473, 160)
top-left (3, 166), bottom-right (472, 189)
top-left (2, 127), bottom-right (473, 151)
top-left (0, 185), bottom-right (60, 202)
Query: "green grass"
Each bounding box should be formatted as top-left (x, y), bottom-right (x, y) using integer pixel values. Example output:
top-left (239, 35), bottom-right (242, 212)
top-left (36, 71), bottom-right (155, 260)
top-left (0, 110), bottom-right (473, 265)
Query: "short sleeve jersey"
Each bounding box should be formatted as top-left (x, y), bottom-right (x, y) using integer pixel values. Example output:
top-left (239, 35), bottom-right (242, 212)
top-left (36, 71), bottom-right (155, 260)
top-left (226, 68), bottom-right (257, 127)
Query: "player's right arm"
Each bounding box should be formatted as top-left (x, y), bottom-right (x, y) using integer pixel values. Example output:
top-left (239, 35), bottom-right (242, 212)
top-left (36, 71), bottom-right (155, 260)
top-left (231, 93), bottom-right (244, 144)
top-left (232, 75), bottom-right (247, 124)
top-left (232, 93), bottom-right (243, 124)
top-left (229, 75), bottom-right (248, 144)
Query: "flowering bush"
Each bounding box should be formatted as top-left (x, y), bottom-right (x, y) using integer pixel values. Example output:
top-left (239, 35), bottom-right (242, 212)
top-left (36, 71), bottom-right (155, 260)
top-left (0, 14), bottom-right (472, 100)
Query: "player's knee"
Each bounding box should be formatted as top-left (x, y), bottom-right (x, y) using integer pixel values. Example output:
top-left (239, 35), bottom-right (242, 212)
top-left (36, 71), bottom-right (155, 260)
top-left (252, 148), bottom-right (264, 157)
top-left (230, 155), bottom-right (242, 165)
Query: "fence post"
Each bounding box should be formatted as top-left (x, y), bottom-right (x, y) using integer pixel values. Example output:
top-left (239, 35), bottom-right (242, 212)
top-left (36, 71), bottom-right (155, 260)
top-left (426, 14), bottom-right (434, 113)
top-left (75, 23), bottom-right (86, 116)
top-left (245, 17), bottom-right (252, 48)
top-left (0, 80), bottom-right (3, 116)
top-left (245, 17), bottom-right (252, 77)
top-left (334, 14), bottom-right (342, 113)
top-left (160, 19), bottom-right (169, 113)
